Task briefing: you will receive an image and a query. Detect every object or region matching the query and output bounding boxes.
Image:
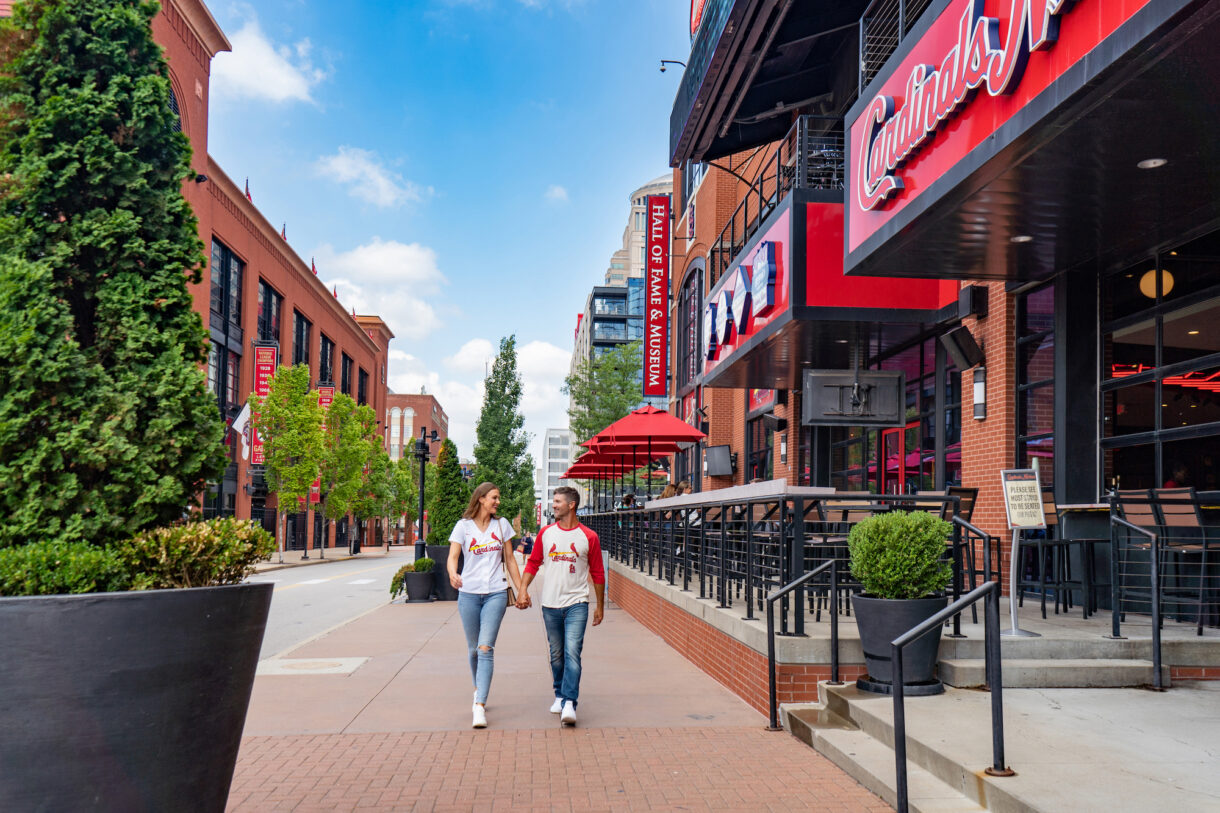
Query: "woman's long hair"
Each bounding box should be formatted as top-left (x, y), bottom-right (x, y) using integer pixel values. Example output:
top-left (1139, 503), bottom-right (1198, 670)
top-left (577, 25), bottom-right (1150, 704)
top-left (659, 483), bottom-right (678, 500)
top-left (462, 481), bottom-right (501, 520)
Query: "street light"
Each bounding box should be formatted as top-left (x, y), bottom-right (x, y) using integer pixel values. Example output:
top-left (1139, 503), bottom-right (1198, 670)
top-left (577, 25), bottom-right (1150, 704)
top-left (414, 427), bottom-right (440, 560)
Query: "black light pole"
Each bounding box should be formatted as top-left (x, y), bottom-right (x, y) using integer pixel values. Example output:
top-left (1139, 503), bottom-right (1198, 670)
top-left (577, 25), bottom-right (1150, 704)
top-left (414, 427), bottom-right (439, 560)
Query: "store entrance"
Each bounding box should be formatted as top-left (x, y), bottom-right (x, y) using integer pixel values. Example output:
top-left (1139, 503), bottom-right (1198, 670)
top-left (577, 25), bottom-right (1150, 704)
top-left (881, 422), bottom-right (921, 494)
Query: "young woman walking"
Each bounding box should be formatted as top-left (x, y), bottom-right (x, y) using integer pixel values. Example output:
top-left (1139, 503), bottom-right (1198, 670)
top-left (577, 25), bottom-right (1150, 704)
top-left (447, 482), bottom-right (529, 728)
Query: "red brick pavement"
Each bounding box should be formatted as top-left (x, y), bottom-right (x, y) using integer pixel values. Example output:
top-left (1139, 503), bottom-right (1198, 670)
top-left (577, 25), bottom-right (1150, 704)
top-left (227, 727), bottom-right (889, 812)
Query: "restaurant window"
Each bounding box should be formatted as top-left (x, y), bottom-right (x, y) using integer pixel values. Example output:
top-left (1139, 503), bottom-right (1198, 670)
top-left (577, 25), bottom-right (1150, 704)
top-left (676, 266), bottom-right (702, 390)
top-left (292, 311), bottom-right (311, 368)
top-left (256, 280), bottom-right (282, 343)
top-left (745, 416), bottom-right (774, 482)
top-left (1101, 228), bottom-right (1220, 491)
top-left (1016, 282), bottom-right (1055, 484)
top-left (319, 334), bottom-right (335, 383)
top-left (357, 368), bottom-right (368, 405)
top-left (340, 353), bottom-right (353, 395)
top-left (210, 239), bottom-right (243, 329)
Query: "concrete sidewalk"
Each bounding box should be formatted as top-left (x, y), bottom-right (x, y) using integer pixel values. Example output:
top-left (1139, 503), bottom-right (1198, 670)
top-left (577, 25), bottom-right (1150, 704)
top-left (252, 544), bottom-right (411, 573)
top-left (228, 584), bottom-right (889, 811)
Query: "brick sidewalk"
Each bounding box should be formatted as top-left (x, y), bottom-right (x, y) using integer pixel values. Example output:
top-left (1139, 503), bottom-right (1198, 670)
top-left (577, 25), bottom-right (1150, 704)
top-left (228, 728), bottom-right (888, 812)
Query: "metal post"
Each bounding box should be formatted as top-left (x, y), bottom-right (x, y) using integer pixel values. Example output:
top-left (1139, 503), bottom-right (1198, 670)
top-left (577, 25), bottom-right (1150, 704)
top-left (743, 504), bottom-right (755, 621)
top-left (949, 520), bottom-right (965, 637)
top-left (699, 506), bottom-right (708, 599)
top-left (718, 504), bottom-right (729, 608)
top-left (1151, 531), bottom-right (1163, 690)
top-left (767, 595), bottom-right (780, 731)
top-left (792, 498), bottom-right (806, 637)
top-left (1110, 508), bottom-right (1123, 639)
top-left (984, 584), bottom-right (1014, 776)
top-left (829, 558), bottom-right (841, 685)
top-left (1002, 529), bottom-right (1040, 637)
top-left (893, 642), bottom-right (909, 813)
top-left (415, 431), bottom-right (427, 561)
top-left (681, 508), bottom-right (692, 591)
top-left (899, 0), bottom-right (907, 38)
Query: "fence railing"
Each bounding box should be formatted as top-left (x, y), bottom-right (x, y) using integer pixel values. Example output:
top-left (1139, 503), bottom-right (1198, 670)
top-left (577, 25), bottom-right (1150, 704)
top-left (766, 559), bottom-right (842, 731)
top-left (857, 0), bottom-right (937, 95)
top-left (891, 581), bottom-right (1011, 813)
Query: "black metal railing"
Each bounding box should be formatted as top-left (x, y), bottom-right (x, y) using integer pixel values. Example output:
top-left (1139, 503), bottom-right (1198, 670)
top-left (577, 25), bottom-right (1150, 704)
top-left (858, 0), bottom-right (937, 95)
top-left (708, 116), bottom-right (845, 285)
top-left (1110, 515), bottom-right (1162, 690)
top-left (766, 559), bottom-right (842, 730)
top-left (891, 581), bottom-right (1011, 813)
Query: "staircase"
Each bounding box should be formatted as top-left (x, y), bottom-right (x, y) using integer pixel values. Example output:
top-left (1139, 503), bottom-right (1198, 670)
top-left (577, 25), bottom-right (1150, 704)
top-left (937, 634), bottom-right (1168, 689)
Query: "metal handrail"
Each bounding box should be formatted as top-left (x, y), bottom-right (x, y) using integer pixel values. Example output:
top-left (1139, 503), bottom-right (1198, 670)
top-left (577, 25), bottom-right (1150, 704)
top-left (1109, 515), bottom-right (1162, 689)
top-left (766, 558), bottom-right (841, 731)
top-left (891, 581), bottom-right (1011, 813)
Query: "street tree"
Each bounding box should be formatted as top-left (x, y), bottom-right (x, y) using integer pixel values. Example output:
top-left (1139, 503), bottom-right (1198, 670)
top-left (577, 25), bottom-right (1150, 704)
top-left (315, 393), bottom-right (377, 553)
top-left (472, 336), bottom-right (535, 527)
top-left (391, 457), bottom-right (419, 544)
top-left (0, 0), bottom-right (225, 546)
top-left (352, 447), bottom-right (393, 550)
top-left (427, 438), bottom-right (468, 544)
top-left (565, 340), bottom-right (646, 443)
top-left (252, 365), bottom-right (322, 559)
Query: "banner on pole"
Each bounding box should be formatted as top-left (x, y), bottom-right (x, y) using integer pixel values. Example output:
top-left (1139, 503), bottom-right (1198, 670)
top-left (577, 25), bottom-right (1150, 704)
top-left (250, 345), bottom-right (278, 465)
top-left (643, 194), bottom-right (671, 398)
top-left (311, 386), bottom-right (335, 503)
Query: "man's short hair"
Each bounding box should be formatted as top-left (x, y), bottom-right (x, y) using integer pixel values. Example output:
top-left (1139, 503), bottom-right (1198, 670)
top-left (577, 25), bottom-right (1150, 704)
top-left (554, 485), bottom-right (580, 509)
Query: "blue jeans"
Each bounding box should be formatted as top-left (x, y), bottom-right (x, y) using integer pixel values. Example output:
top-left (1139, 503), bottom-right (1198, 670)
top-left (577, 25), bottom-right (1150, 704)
top-left (457, 590), bottom-right (508, 705)
top-left (542, 602), bottom-right (589, 707)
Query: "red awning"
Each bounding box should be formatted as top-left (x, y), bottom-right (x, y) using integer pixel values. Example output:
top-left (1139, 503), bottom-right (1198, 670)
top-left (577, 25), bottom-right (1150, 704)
top-left (589, 405), bottom-right (706, 444)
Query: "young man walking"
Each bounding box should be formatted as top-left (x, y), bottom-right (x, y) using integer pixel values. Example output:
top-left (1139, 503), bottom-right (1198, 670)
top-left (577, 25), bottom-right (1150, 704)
top-left (518, 486), bottom-right (605, 726)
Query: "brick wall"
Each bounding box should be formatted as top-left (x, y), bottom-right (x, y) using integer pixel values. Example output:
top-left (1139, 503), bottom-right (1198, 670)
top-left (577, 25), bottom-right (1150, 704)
top-left (608, 569), bottom-right (865, 712)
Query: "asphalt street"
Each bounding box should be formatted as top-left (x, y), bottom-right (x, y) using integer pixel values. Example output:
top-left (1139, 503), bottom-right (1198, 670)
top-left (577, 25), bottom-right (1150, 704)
top-left (248, 550), bottom-right (413, 660)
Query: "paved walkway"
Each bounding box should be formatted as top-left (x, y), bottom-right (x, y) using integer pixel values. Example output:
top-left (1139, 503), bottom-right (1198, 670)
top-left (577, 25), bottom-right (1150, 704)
top-left (228, 574), bottom-right (889, 812)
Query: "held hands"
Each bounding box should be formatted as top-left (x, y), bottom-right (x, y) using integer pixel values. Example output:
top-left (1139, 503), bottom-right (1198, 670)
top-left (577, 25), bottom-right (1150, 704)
top-left (515, 590), bottom-right (531, 610)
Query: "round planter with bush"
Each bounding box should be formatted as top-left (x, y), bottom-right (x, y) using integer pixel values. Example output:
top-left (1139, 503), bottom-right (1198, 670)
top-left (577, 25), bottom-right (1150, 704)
top-left (391, 557), bottom-right (436, 603)
top-left (848, 510), bottom-right (954, 695)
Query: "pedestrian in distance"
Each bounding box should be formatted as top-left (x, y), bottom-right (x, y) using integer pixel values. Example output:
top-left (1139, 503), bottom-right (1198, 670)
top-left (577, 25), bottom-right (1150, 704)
top-left (518, 486), bottom-right (605, 726)
top-left (447, 481), bottom-right (530, 729)
top-left (658, 483), bottom-right (678, 500)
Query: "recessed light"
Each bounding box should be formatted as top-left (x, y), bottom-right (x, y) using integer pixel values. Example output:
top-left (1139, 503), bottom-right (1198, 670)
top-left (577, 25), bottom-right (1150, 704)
top-left (1162, 403), bottom-right (1168, 407)
top-left (1137, 158), bottom-right (1168, 169)
top-left (1170, 251), bottom-right (1178, 256)
top-left (1188, 330), bottom-right (1200, 335)
top-left (1191, 404), bottom-right (1198, 408)
top-left (835, 339), bottom-right (849, 344)
top-left (1011, 235), bottom-right (1033, 243)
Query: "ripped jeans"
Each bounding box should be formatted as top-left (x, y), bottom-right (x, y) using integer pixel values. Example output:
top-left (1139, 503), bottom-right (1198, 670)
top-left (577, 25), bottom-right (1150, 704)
top-left (457, 589), bottom-right (508, 705)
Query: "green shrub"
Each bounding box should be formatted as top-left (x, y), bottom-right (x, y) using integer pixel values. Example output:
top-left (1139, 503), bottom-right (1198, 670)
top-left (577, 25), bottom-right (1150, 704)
top-left (0, 541), bottom-right (134, 596)
top-left (848, 511), bottom-right (953, 600)
top-left (412, 557), bottom-right (436, 573)
top-left (114, 518), bottom-right (276, 589)
top-left (390, 563), bottom-right (414, 598)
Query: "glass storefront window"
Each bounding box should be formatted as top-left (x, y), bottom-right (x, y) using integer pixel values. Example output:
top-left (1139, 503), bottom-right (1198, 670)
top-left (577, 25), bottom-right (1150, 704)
top-left (1162, 298), bottom-right (1220, 366)
top-left (1104, 382), bottom-right (1156, 437)
top-left (1017, 282), bottom-right (1055, 483)
top-left (1160, 366), bottom-right (1220, 430)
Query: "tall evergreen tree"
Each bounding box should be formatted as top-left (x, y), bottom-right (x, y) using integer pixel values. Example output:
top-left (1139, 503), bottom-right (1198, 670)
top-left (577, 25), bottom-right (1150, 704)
top-left (0, 0), bottom-right (225, 546)
top-left (473, 336), bottom-right (535, 526)
top-left (426, 438), bottom-right (468, 544)
top-left (565, 340), bottom-right (646, 443)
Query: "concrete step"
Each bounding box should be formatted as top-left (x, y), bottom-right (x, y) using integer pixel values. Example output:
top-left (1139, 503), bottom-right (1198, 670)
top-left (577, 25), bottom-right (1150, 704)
top-left (784, 704), bottom-right (986, 813)
top-left (938, 658), bottom-right (1171, 689)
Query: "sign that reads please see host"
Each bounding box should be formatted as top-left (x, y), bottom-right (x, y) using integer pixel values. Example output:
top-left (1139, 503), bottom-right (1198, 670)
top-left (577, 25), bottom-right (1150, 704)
top-left (1001, 469), bottom-right (1045, 530)
top-left (250, 345), bottom-right (278, 465)
top-left (643, 194), bottom-right (670, 398)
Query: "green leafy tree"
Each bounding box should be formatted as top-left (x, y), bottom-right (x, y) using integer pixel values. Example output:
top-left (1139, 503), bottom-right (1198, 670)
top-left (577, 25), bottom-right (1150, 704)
top-left (252, 365), bottom-right (322, 558)
top-left (472, 336), bottom-right (535, 526)
top-left (352, 447), bottom-right (393, 547)
top-left (0, 0), bottom-right (226, 547)
top-left (427, 438), bottom-right (469, 544)
top-left (315, 393), bottom-right (376, 551)
top-left (565, 340), bottom-right (646, 443)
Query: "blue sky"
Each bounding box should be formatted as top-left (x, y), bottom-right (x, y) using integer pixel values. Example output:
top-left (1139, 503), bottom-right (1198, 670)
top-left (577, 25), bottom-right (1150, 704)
top-left (204, 0), bottom-right (690, 464)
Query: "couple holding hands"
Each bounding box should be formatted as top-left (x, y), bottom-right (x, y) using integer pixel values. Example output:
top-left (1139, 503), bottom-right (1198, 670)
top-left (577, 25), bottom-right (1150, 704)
top-left (446, 483), bottom-right (605, 729)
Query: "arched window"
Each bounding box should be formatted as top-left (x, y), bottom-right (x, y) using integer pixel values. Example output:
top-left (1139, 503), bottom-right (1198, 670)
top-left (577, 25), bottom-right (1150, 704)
top-left (390, 407), bottom-right (402, 438)
top-left (404, 408), bottom-right (415, 440)
top-left (168, 85), bottom-right (183, 133)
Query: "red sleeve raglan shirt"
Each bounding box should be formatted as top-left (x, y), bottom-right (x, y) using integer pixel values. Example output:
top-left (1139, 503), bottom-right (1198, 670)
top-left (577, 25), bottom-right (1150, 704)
top-left (524, 522), bottom-right (605, 609)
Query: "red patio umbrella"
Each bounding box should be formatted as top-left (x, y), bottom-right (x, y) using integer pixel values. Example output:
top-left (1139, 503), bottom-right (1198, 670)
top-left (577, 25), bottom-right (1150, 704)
top-left (585, 406), bottom-right (706, 498)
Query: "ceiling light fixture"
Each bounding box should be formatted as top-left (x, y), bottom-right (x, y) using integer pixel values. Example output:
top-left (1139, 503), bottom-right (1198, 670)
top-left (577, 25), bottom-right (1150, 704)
top-left (1137, 158), bottom-right (1168, 169)
top-left (1189, 330), bottom-right (1200, 336)
top-left (1010, 235), bottom-right (1033, 243)
top-left (1139, 269), bottom-right (1174, 299)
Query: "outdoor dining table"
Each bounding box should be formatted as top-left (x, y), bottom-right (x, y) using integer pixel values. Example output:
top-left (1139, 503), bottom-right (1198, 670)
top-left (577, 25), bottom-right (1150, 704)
top-left (1057, 503), bottom-right (1113, 613)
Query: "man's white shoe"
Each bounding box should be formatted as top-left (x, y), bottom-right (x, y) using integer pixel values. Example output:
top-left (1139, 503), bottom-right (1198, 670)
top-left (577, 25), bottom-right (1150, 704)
top-left (472, 704), bottom-right (487, 729)
top-left (560, 701), bottom-right (576, 726)
top-left (550, 697), bottom-right (564, 714)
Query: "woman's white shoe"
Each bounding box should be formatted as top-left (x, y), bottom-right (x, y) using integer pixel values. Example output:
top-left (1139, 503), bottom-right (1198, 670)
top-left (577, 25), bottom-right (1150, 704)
top-left (472, 704), bottom-right (487, 729)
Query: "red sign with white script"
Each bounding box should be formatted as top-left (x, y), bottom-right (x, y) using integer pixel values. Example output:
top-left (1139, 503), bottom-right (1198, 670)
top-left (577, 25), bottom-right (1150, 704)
top-left (644, 195), bottom-right (670, 398)
top-left (310, 386), bottom-right (335, 504)
top-left (251, 345), bottom-right (278, 465)
top-left (848, 0), bottom-right (1150, 252)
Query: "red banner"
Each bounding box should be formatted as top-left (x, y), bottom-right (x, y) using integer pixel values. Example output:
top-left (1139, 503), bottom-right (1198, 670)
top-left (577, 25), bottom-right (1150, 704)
top-left (311, 386), bottom-right (335, 503)
top-left (644, 194), bottom-right (671, 398)
top-left (250, 346), bottom-right (278, 465)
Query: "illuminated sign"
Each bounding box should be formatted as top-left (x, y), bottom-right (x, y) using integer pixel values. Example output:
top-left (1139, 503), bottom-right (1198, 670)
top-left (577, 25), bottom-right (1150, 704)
top-left (751, 241), bottom-right (777, 316)
top-left (732, 267), bottom-right (750, 333)
top-left (690, 0), bottom-right (708, 38)
top-left (703, 301), bottom-right (718, 360)
top-left (716, 287), bottom-right (732, 345)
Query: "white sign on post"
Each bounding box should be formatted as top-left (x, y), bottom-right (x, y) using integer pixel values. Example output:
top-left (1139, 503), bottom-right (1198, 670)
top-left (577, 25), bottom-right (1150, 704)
top-left (999, 468), bottom-right (1044, 637)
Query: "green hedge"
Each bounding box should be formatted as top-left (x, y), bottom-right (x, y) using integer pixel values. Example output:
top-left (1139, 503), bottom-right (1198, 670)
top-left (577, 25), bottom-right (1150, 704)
top-left (848, 511), bottom-right (953, 600)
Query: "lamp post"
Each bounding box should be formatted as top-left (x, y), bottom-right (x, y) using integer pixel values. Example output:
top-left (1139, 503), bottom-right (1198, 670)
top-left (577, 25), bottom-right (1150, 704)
top-left (414, 427), bottom-right (439, 560)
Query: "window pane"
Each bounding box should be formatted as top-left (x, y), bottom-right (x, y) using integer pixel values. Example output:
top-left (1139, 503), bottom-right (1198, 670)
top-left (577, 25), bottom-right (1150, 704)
top-left (210, 242), bottom-right (225, 316)
top-left (1161, 435), bottom-right (1220, 492)
top-left (1161, 297), bottom-right (1220, 366)
top-left (1161, 230), bottom-right (1220, 305)
top-left (228, 256), bottom-right (242, 327)
top-left (1160, 366), bottom-right (1220, 430)
top-left (1106, 318), bottom-right (1156, 378)
top-left (1020, 285), bottom-right (1055, 336)
top-left (1105, 443), bottom-right (1156, 491)
top-left (1019, 333), bottom-right (1055, 385)
top-left (1018, 437), bottom-right (1054, 485)
top-left (1019, 383), bottom-right (1055, 436)
top-left (1104, 264), bottom-right (1156, 323)
top-left (1104, 382), bottom-right (1156, 437)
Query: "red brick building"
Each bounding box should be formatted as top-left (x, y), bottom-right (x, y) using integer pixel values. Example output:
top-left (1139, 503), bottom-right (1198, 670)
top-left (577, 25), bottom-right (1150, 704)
top-left (385, 392), bottom-right (449, 463)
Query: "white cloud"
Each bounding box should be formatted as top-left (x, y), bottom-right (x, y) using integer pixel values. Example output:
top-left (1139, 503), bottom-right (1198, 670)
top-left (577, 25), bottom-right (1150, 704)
top-left (444, 339), bottom-right (496, 374)
top-left (517, 340), bottom-right (573, 463)
top-left (316, 238), bottom-right (446, 340)
top-left (544, 184), bottom-right (569, 203)
top-left (211, 18), bottom-right (329, 104)
top-left (316, 147), bottom-right (424, 208)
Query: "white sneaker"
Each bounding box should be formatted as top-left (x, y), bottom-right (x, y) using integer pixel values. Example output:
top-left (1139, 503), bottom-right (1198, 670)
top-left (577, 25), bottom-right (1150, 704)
top-left (549, 697), bottom-right (564, 714)
top-left (561, 701), bottom-right (576, 726)
top-left (472, 704), bottom-right (487, 729)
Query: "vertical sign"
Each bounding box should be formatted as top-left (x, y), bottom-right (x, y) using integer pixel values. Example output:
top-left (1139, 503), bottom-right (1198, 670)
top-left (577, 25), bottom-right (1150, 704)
top-left (644, 194), bottom-right (670, 397)
top-left (310, 386), bottom-right (335, 504)
top-left (250, 345), bottom-right (278, 465)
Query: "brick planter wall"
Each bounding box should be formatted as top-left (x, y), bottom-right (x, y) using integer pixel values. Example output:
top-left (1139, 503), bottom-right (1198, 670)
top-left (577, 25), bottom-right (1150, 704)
top-left (608, 569), bottom-right (864, 713)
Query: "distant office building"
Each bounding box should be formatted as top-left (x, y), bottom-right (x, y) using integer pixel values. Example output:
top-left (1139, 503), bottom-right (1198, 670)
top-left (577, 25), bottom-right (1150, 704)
top-left (605, 174), bottom-right (673, 285)
top-left (540, 428), bottom-right (577, 519)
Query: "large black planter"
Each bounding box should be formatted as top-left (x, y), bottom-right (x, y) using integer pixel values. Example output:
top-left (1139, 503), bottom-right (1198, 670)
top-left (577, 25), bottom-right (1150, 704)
top-left (427, 545), bottom-right (459, 600)
top-left (404, 570), bottom-right (435, 602)
top-left (0, 582), bottom-right (273, 812)
top-left (852, 594), bottom-right (947, 693)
